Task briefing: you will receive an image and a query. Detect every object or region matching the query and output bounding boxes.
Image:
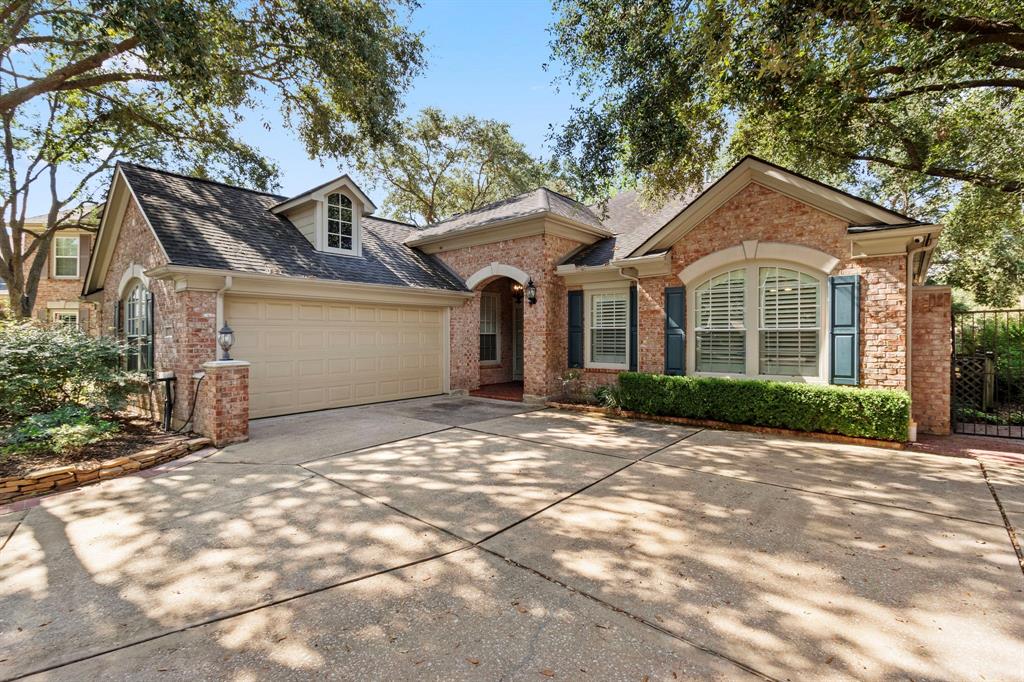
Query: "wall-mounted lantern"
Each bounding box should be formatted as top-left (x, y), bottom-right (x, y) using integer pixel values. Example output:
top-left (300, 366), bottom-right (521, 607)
top-left (217, 323), bottom-right (235, 361)
top-left (525, 279), bottom-right (537, 305)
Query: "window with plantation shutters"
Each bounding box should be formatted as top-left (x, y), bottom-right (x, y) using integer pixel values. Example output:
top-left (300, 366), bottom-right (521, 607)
top-left (695, 269), bottom-right (745, 373)
top-left (759, 267), bottom-right (820, 376)
top-left (589, 291), bottom-right (628, 367)
top-left (479, 292), bottom-right (499, 363)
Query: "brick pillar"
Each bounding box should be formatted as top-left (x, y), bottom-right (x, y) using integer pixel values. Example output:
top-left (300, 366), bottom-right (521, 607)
top-left (194, 360), bottom-right (250, 447)
top-left (911, 287), bottom-right (952, 435)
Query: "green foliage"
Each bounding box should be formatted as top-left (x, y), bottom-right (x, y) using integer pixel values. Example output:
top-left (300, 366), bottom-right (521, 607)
top-left (0, 321), bottom-right (144, 425)
top-left (955, 312), bottom-right (1024, 404)
top-left (616, 373), bottom-right (911, 441)
top-left (1, 405), bottom-right (120, 456)
top-left (357, 107), bottom-right (570, 225)
top-left (2, 0), bottom-right (424, 315)
top-left (550, 1), bottom-right (1024, 305)
top-left (955, 406), bottom-right (1024, 427)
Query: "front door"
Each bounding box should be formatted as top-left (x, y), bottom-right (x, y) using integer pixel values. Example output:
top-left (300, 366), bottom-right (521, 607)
top-left (512, 298), bottom-right (524, 381)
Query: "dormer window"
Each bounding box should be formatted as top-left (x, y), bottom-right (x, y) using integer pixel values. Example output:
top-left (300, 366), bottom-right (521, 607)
top-left (326, 192), bottom-right (354, 252)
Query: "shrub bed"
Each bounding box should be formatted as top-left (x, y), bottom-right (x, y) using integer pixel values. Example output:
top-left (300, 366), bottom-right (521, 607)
top-left (616, 373), bottom-right (911, 442)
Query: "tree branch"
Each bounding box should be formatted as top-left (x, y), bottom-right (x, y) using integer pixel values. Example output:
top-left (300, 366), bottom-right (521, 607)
top-left (859, 78), bottom-right (1024, 103)
top-left (0, 35), bottom-right (140, 114)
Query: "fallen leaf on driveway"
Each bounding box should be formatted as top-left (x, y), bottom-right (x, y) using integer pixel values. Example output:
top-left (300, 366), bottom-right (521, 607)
top-left (541, 669), bottom-right (555, 677)
top-left (466, 658), bottom-right (480, 665)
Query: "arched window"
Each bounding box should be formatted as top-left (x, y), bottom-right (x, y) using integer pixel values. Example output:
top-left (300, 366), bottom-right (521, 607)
top-left (693, 264), bottom-right (824, 380)
top-left (325, 192), bottom-right (353, 252)
top-left (122, 282), bottom-right (153, 372)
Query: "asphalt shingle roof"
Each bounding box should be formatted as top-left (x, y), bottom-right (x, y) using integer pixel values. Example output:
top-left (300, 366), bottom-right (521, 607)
top-left (407, 188), bottom-right (606, 243)
top-left (119, 164), bottom-right (466, 292)
top-left (563, 189), bottom-right (698, 267)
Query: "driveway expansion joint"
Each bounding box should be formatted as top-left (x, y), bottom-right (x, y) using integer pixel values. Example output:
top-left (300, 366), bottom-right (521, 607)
top-left (978, 459), bottom-right (1024, 577)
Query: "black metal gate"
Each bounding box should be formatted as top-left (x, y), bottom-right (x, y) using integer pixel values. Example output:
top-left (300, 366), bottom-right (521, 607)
top-left (952, 308), bottom-right (1024, 438)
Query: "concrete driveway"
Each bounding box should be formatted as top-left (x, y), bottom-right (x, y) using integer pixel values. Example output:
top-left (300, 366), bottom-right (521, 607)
top-left (1, 396), bottom-right (1021, 681)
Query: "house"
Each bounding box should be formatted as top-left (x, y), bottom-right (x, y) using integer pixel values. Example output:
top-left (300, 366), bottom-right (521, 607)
top-left (3, 213), bottom-right (96, 330)
top-left (82, 156), bottom-right (952, 443)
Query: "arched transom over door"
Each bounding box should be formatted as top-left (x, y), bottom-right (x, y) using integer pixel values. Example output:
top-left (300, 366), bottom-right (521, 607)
top-left (226, 295), bottom-right (445, 418)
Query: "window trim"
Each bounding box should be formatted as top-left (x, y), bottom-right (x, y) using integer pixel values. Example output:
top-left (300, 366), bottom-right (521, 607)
top-left (686, 260), bottom-right (828, 383)
top-left (52, 235), bottom-right (80, 279)
top-left (479, 290), bottom-right (501, 366)
top-left (318, 190), bottom-right (360, 257)
top-left (51, 309), bottom-right (79, 328)
top-left (122, 281), bottom-right (154, 373)
top-left (584, 285), bottom-right (630, 370)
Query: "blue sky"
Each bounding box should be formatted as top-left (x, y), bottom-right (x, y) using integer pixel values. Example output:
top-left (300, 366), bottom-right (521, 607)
top-left (239, 0), bottom-right (574, 206)
top-left (22, 0), bottom-right (575, 215)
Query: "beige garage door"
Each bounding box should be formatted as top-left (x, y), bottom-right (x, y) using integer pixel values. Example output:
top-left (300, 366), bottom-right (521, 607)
top-left (226, 296), bottom-right (445, 418)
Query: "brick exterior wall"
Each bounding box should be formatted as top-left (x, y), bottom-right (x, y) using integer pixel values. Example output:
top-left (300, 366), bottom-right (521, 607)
top-left (99, 199), bottom-right (218, 427)
top-left (634, 182), bottom-right (907, 389)
top-left (435, 228), bottom-right (584, 400)
top-left (193, 361), bottom-right (250, 446)
top-left (911, 287), bottom-right (952, 435)
top-left (8, 231), bottom-right (98, 334)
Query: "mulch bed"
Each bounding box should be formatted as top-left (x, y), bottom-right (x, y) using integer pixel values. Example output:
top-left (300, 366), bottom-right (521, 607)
top-left (0, 414), bottom-right (177, 479)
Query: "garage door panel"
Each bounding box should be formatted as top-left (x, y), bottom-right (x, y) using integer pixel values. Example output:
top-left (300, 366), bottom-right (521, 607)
top-left (227, 296), bottom-right (445, 418)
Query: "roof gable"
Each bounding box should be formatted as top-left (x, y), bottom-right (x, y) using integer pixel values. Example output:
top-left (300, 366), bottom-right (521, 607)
top-left (630, 156), bottom-right (915, 257)
top-left (271, 174), bottom-right (376, 216)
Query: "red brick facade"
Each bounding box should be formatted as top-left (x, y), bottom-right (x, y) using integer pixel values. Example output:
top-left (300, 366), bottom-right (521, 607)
top-left (193, 361), bottom-right (250, 446)
top-left (99, 199), bottom-right (218, 427)
top-left (911, 287), bottom-right (952, 434)
top-left (436, 231), bottom-right (584, 400)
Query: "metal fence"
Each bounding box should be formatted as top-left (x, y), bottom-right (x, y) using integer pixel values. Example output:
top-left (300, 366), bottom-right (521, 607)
top-left (952, 308), bottom-right (1024, 439)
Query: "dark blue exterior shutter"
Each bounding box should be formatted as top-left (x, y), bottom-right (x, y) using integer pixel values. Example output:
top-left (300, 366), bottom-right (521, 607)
top-left (829, 275), bottom-right (860, 385)
top-left (568, 290), bottom-right (583, 369)
top-left (664, 286), bottom-right (686, 375)
top-left (628, 285), bottom-right (638, 371)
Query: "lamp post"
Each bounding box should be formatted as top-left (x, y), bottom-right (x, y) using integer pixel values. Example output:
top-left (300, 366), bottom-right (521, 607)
top-left (217, 323), bottom-right (235, 361)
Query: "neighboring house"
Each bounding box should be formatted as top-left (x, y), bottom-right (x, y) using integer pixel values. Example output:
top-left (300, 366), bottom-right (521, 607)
top-left (83, 156), bottom-right (952, 437)
top-left (7, 214), bottom-right (96, 331)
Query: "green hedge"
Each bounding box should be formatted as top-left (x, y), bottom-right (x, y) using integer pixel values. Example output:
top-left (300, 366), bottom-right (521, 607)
top-left (616, 373), bottom-right (911, 441)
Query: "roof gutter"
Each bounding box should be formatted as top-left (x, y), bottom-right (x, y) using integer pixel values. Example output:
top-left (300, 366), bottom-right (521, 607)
top-left (145, 264), bottom-right (474, 302)
top-left (405, 212), bottom-right (612, 248)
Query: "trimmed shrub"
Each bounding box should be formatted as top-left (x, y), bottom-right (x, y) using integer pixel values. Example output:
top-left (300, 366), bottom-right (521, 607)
top-left (616, 373), bottom-right (911, 441)
top-left (0, 320), bottom-right (144, 425)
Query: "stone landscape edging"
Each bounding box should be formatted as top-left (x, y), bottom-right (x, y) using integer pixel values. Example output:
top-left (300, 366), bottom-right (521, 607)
top-left (545, 401), bottom-right (907, 450)
top-left (0, 435), bottom-right (213, 505)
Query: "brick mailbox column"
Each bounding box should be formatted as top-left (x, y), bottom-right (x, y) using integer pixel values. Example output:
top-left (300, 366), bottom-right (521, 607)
top-left (194, 360), bottom-right (250, 447)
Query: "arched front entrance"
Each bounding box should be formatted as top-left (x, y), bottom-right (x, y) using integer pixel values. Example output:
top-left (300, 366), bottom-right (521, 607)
top-left (461, 263), bottom-right (532, 401)
top-left (471, 275), bottom-right (526, 401)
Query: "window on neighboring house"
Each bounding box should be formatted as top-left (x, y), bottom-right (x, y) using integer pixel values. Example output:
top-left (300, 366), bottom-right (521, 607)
top-left (759, 266), bottom-right (820, 376)
top-left (589, 291), bottom-right (628, 368)
top-left (693, 264), bottom-right (823, 379)
top-left (479, 291), bottom-right (499, 363)
top-left (123, 282), bottom-right (153, 372)
top-left (52, 310), bottom-right (79, 328)
top-left (326, 192), bottom-right (354, 252)
top-left (53, 235), bottom-right (79, 278)
top-left (695, 269), bottom-right (746, 373)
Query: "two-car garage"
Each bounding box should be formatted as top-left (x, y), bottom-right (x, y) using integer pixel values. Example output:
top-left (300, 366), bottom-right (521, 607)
top-left (226, 295), bottom-right (446, 418)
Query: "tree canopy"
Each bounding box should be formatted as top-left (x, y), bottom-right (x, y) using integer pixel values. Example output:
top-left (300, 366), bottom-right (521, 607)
top-left (550, 0), bottom-right (1024, 305)
top-left (1, 0), bottom-right (424, 315)
top-left (356, 107), bottom-right (565, 225)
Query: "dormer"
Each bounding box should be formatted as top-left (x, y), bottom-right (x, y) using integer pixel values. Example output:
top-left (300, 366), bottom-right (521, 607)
top-left (270, 175), bottom-right (376, 257)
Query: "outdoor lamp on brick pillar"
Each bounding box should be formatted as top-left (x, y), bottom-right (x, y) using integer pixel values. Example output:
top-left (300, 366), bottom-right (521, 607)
top-left (525, 279), bottom-right (537, 305)
top-left (217, 323), bottom-right (235, 361)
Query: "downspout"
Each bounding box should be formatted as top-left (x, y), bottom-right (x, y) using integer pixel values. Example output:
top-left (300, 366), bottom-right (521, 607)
top-left (905, 237), bottom-right (933, 442)
top-left (215, 275), bottom-right (233, 338)
top-left (619, 267), bottom-right (642, 372)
